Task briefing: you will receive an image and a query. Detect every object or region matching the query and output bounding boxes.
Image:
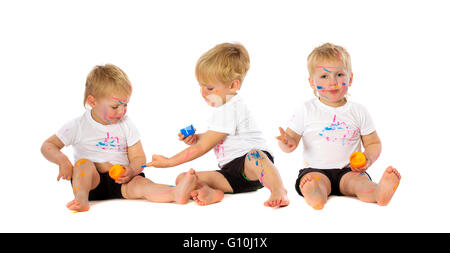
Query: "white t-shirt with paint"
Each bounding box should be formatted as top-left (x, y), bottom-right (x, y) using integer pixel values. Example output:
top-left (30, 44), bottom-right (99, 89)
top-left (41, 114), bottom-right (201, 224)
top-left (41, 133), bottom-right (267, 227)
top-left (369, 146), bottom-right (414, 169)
top-left (287, 98), bottom-right (376, 169)
top-left (208, 94), bottom-right (272, 168)
top-left (56, 110), bottom-right (140, 166)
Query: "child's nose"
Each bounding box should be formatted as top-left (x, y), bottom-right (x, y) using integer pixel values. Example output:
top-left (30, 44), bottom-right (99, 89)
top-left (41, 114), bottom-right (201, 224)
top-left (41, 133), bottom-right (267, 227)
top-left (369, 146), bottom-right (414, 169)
top-left (329, 77), bottom-right (338, 85)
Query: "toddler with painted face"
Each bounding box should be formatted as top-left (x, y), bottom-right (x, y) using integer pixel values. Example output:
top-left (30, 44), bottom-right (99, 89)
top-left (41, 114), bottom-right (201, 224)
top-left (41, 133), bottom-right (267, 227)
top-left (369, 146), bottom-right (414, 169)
top-left (41, 64), bottom-right (197, 212)
top-left (277, 43), bottom-right (401, 210)
top-left (145, 42), bottom-right (289, 208)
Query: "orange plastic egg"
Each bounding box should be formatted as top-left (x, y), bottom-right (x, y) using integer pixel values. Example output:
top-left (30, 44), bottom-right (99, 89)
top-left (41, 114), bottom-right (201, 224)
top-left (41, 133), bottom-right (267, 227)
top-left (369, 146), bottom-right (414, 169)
top-left (350, 152), bottom-right (366, 169)
top-left (109, 164), bottom-right (125, 180)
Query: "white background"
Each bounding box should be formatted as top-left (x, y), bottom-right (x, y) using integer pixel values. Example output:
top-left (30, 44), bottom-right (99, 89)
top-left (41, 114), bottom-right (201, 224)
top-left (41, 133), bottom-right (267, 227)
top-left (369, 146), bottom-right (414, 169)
top-left (1, 0), bottom-right (449, 233)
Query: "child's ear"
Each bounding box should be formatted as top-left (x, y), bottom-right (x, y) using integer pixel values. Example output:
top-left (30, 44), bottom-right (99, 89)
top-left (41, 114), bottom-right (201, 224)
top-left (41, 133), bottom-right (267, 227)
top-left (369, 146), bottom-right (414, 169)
top-left (230, 80), bottom-right (241, 91)
top-left (308, 77), bottom-right (316, 89)
top-left (87, 95), bottom-right (97, 108)
top-left (348, 72), bottom-right (353, 87)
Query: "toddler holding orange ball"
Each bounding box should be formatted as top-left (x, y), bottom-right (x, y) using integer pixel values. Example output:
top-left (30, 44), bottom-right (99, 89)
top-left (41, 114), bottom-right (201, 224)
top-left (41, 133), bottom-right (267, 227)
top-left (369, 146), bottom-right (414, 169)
top-left (41, 64), bottom-right (197, 212)
top-left (276, 43), bottom-right (401, 209)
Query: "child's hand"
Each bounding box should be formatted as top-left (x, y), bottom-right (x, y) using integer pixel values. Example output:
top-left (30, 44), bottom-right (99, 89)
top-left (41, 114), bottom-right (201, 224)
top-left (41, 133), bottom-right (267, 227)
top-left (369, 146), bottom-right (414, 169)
top-left (145, 154), bottom-right (173, 168)
top-left (178, 132), bottom-right (198, 145)
top-left (115, 165), bottom-right (135, 184)
top-left (350, 155), bottom-right (372, 173)
top-left (276, 127), bottom-right (297, 152)
top-left (57, 158), bottom-right (73, 181)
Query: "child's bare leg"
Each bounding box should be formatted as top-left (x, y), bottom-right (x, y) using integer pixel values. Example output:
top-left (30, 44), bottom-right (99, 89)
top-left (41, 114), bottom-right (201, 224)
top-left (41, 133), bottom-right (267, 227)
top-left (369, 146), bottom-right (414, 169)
top-left (66, 159), bottom-right (100, 212)
top-left (340, 171), bottom-right (378, 203)
top-left (339, 166), bottom-right (401, 206)
top-left (122, 169), bottom-right (198, 204)
top-left (177, 171), bottom-right (227, 206)
top-left (243, 149), bottom-right (289, 207)
top-left (299, 172), bottom-right (330, 210)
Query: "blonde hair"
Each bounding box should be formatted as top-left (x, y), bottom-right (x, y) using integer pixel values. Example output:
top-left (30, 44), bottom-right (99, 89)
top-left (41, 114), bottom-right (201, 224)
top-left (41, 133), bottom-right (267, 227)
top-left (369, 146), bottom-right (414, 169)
top-left (83, 64), bottom-right (132, 107)
top-left (195, 42), bottom-right (250, 87)
top-left (307, 43), bottom-right (352, 76)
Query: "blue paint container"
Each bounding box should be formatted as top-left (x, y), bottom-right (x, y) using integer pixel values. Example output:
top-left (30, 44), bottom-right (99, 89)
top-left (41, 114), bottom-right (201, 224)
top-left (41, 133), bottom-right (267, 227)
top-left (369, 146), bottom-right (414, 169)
top-left (180, 124), bottom-right (196, 137)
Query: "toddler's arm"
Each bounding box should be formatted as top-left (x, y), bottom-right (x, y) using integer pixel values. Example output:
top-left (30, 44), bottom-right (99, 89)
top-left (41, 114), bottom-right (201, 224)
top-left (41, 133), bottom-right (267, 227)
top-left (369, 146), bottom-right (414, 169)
top-left (147, 130), bottom-right (228, 168)
top-left (276, 127), bottom-right (301, 153)
top-left (115, 141), bottom-right (146, 184)
top-left (355, 131), bottom-right (382, 172)
top-left (41, 134), bottom-right (73, 181)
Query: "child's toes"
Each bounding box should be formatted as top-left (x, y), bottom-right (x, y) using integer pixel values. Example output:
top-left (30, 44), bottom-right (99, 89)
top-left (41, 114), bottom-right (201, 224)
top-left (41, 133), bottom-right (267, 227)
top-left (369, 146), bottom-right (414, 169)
top-left (191, 190), bottom-right (199, 200)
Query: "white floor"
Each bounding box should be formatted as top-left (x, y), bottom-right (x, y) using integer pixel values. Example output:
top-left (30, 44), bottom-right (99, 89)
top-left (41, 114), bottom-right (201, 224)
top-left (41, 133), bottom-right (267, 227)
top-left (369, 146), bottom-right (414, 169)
top-left (2, 152), bottom-right (447, 233)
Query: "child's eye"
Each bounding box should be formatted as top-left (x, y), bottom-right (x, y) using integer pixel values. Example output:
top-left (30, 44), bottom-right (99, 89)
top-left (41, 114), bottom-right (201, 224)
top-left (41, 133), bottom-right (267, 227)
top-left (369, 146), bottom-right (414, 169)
top-left (320, 75), bottom-right (327, 79)
top-left (112, 106), bottom-right (119, 109)
top-left (337, 73), bottom-right (345, 77)
top-left (207, 87), bottom-right (214, 91)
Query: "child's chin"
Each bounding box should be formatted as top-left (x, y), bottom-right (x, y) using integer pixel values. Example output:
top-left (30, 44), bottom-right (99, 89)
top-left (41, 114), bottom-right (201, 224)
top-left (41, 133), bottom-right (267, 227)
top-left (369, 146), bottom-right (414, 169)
top-left (320, 96), bottom-right (345, 103)
top-left (108, 119), bottom-right (121, 124)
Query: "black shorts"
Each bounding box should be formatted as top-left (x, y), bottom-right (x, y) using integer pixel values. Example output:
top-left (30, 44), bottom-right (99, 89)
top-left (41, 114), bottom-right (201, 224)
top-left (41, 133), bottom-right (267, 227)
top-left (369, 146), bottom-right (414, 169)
top-left (72, 172), bottom-right (145, 200)
top-left (216, 150), bottom-right (274, 194)
top-left (295, 168), bottom-right (371, 197)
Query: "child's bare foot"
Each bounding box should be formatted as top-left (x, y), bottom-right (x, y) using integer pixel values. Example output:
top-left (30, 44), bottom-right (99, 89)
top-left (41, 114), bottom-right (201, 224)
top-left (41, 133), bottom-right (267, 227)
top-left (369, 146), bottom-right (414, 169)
top-left (376, 166), bottom-right (401, 206)
top-left (190, 184), bottom-right (224, 206)
top-left (300, 174), bottom-right (327, 210)
top-left (264, 189), bottom-right (289, 208)
top-left (174, 168), bottom-right (198, 204)
top-left (66, 197), bottom-right (90, 212)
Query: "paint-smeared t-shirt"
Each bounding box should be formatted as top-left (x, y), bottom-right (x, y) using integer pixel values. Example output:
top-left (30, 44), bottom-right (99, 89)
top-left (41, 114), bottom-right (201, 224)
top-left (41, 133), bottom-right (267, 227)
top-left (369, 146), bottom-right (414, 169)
top-left (208, 94), bottom-right (272, 168)
top-left (287, 98), bottom-right (375, 169)
top-left (56, 110), bottom-right (140, 165)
